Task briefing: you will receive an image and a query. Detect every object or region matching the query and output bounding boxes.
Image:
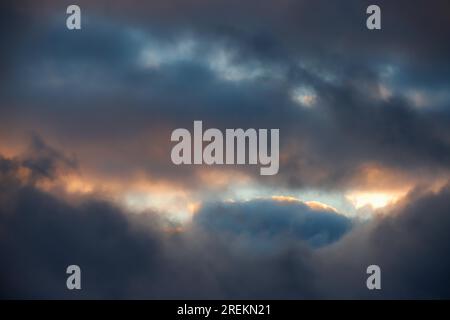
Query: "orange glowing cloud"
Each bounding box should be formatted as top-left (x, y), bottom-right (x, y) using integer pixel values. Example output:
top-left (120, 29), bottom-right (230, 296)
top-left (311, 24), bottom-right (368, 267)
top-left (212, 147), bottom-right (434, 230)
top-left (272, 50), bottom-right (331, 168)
top-left (271, 195), bottom-right (338, 213)
top-left (344, 163), bottom-right (450, 210)
top-left (346, 191), bottom-right (405, 210)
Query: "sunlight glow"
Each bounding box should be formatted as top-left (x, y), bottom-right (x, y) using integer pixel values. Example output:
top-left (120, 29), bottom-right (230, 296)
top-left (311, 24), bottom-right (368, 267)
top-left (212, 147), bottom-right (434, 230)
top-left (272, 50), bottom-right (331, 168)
top-left (347, 191), bottom-right (403, 209)
top-left (271, 196), bottom-right (338, 212)
top-left (291, 86), bottom-right (317, 107)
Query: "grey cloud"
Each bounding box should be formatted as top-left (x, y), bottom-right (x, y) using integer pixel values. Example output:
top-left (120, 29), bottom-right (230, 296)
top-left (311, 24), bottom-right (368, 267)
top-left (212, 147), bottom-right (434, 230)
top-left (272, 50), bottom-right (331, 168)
top-left (3, 0), bottom-right (449, 191)
top-left (2, 153), bottom-right (450, 298)
top-left (0, 146), bottom-right (319, 298)
top-left (0, 155), bottom-right (318, 298)
top-left (194, 199), bottom-right (352, 248)
top-left (21, 134), bottom-right (78, 182)
top-left (1, 1), bottom-right (450, 299)
top-left (315, 186), bottom-right (450, 299)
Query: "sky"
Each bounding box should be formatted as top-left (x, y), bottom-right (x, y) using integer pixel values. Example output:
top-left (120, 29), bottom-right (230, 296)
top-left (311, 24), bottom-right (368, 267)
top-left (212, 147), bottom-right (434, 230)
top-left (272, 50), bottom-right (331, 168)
top-left (1, 0), bottom-right (450, 299)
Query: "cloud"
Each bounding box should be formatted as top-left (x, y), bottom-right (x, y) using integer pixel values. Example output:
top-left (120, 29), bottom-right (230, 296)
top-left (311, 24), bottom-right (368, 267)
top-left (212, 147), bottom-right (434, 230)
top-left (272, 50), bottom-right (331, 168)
top-left (2, 0), bottom-right (450, 194)
top-left (2, 149), bottom-right (450, 299)
top-left (194, 198), bottom-right (352, 248)
top-left (316, 185), bottom-right (450, 298)
top-left (1, 0), bottom-right (450, 299)
top-left (0, 157), bottom-right (317, 298)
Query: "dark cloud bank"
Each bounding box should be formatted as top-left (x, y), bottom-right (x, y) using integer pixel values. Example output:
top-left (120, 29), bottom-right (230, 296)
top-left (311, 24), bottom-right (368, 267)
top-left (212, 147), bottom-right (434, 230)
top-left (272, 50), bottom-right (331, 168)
top-left (1, 152), bottom-right (450, 299)
top-left (1, 0), bottom-right (450, 299)
top-left (2, 0), bottom-right (450, 190)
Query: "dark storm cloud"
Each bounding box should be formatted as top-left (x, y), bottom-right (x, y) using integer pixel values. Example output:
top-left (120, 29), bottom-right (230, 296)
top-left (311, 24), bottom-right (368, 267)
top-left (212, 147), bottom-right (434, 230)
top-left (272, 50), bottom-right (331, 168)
top-left (0, 164), bottom-right (165, 299)
top-left (276, 85), bottom-right (450, 188)
top-left (0, 134), bottom-right (77, 187)
top-left (316, 186), bottom-right (450, 299)
top-left (21, 134), bottom-right (78, 181)
top-left (2, 149), bottom-right (450, 298)
top-left (1, 0), bottom-right (449, 300)
top-left (0, 152), bottom-right (319, 299)
top-left (2, 0), bottom-right (449, 190)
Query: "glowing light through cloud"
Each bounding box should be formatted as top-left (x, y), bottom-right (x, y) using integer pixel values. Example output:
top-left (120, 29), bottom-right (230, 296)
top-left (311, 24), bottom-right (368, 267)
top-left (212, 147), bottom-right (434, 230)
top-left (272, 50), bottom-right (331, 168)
top-left (291, 86), bottom-right (317, 107)
top-left (271, 196), bottom-right (339, 213)
top-left (346, 191), bottom-right (404, 209)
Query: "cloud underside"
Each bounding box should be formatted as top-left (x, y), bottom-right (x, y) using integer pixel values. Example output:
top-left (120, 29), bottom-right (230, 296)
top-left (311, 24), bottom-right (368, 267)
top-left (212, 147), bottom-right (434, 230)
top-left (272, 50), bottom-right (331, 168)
top-left (1, 0), bottom-right (450, 191)
top-left (1, 157), bottom-right (450, 299)
top-left (1, 0), bottom-right (450, 299)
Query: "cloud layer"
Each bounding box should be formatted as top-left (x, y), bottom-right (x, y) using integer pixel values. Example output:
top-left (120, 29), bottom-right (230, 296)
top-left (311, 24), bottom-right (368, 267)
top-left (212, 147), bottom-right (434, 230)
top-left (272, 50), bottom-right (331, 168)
top-left (2, 152), bottom-right (450, 298)
top-left (1, 0), bottom-right (450, 299)
top-left (2, 0), bottom-right (450, 192)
